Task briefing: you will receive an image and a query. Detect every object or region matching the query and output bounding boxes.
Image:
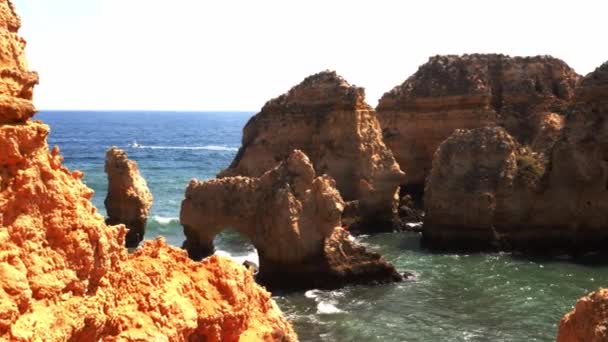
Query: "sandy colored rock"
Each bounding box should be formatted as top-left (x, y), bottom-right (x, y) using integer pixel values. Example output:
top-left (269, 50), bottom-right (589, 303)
top-left (105, 147), bottom-right (153, 247)
top-left (181, 150), bottom-right (403, 290)
top-left (377, 54), bottom-right (580, 188)
top-left (558, 289), bottom-right (608, 342)
top-left (0, 2), bottom-right (297, 340)
top-left (423, 61), bottom-right (608, 253)
top-left (220, 71), bottom-right (406, 230)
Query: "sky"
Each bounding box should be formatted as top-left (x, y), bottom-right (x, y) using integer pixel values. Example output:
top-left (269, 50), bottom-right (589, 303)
top-left (13, 0), bottom-right (608, 111)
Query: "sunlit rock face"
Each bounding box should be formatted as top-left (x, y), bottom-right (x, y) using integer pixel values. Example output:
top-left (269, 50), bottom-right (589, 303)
top-left (182, 150), bottom-right (403, 290)
top-left (0, 1), bottom-right (297, 340)
top-left (422, 61), bottom-right (608, 254)
top-left (220, 71), bottom-right (406, 231)
top-left (558, 288), bottom-right (608, 342)
top-left (377, 54), bottom-right (580, 189)
top-left (105, 147), bottom-right (153, 247)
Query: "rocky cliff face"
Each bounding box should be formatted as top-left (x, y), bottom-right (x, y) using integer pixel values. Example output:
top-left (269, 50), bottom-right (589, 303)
top-left (423, 61), bottom-right (608, 253)
top-left (558, 289), bottom-right (608, 342)
top-left (182, 150), bottom-right (403, 290)
top-left (105, 147), bottom-right (153, 247)
top-left (0, 2), bottom-right (296, 340)
top-left (377, 54), bottom-right (580, 188)
top-left (220, 71), bottom-right (406, 230)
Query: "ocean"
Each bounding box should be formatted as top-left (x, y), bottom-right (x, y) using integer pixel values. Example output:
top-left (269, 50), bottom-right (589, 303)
top-left (39, 110), bottom-right (608, 341)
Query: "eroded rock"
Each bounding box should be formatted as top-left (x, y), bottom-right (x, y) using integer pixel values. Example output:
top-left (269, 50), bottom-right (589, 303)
top-left (105, 147), bottom-right (153, 247)
top-left (181, 150), bottom-right (403, 290)
top-left (0, 2), bottom-right (296, 340)
top-left (377, 54), bottom-right (580, 189)
top-left (558, 289), bottom-right (608, 342)
top-left (220, 71), bottom-right (406, 231)
top-left (423, 61), bottom-right (608, 253)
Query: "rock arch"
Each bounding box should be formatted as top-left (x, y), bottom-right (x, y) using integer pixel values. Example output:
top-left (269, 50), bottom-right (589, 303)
top-left (180, 150), bottom-right (403, 290)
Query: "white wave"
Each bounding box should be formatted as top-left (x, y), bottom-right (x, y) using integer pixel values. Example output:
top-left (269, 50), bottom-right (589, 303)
top-left (152, 215), bottom-right (179, 225)
top-left (128, 143), bottom-right (238, 152)
top-left (305, 289), bottom-right (322, 299)
top-left (317, 301), bottom-right (344, 314)
top-left (406, 222), bottom-right (423, 228)
top-left (214, 249), bottom-right (259, 266)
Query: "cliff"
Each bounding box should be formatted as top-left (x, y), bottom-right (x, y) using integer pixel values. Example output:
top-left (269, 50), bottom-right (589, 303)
top-left (377, 54), bottom-right (580, 188)
top-left (422, 60), bottom-right (608, 253)
top-left (181, 150), bottom-right (403, 290)
top-left (558, 289), bottom-right (608, 342)
top-left (105, 147), bottom-right (153, 247)
top-left (220, 71), bottom-right (406, 231)
top-left (0, 1), bottom-right (296, 340)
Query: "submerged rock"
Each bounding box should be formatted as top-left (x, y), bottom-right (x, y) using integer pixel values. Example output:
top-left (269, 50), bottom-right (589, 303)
top-left (181, 150), bottom-right (403, 290)
top-left (0, 2), bottom-right (296, 340)
top-left (377, 54), bottom-right (580, 189)
top-left (423, 61), bottom-right (608, 253)
top-left (558, 289), bottom-right (608, 342)
top-left (104, 147), bottom-right (153, 247)
top-left (220, 71), bottom-right (406, 231)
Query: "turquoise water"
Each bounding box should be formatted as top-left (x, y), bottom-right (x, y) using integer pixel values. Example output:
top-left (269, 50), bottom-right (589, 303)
top-left (40, 111), bottom-right (607, 341)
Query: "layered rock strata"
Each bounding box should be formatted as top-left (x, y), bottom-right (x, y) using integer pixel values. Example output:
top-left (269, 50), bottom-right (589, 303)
top-left (220, 71), bottom-right (406, 231)
top-left (0, 2), bottom-right (296, 340)
top-left (423, 61), bottom-right (608, 253)
top-left (181, 150), bottom-right (403, 290)
top-left (558, 289), bottom-right (608, 342)
top-left (105, 147), bottom-right (153, 247)
top-left (377, 54), bottom-right (580, 189)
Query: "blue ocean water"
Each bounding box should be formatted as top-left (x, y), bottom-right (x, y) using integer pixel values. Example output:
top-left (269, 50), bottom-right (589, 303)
top-left (39, 110), bottom-right (608, 342)
top-left (39, 110), bottom-right (249, 247)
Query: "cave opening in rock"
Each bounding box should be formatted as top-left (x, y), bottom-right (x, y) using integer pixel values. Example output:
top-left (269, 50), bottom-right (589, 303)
top-left (212, 228), bottom-right (259, 269)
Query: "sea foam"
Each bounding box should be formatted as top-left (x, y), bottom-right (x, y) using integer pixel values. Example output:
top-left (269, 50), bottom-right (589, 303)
top-left (129, 143), bottom-right (238, 152)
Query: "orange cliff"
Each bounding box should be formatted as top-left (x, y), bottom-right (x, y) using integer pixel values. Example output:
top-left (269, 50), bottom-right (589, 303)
top-left (0, 1), bottom-right (297, 340)
top-left (557, 289), bottom-right (608, 342)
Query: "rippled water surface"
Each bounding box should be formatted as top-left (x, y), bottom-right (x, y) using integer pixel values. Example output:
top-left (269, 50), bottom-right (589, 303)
top-left (40, 111), bottom-right (608, 342)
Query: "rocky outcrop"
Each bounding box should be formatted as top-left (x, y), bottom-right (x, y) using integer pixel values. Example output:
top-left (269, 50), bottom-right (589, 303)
top-left (220, 71), bottom-right (406, 231)
top-left (558, 289), bottom-right (608, 342)
top-left (0, 2), bottom-right (296, 340)
top-left (105, 147), bottom-right (153, 247)
top-left (423, 61), bottom-right (608, 253)
top-left (181, 150), bottom-right (403, 290)
top-left (377, 54), bottom-right (580, 188)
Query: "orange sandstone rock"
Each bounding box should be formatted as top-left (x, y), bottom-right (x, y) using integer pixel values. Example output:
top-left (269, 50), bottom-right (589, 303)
top-left (0, 1), bottom-right (297, 340)
top-left (377, 54), bottom-right (580, 189)
top-left (558, 289), bottom-right (608, 342)
top-left (182, 150), bottom-right (403, 290)
top-left (220, 71), bottom-right (406, 231)
top-left (105, 147), bottom-right (153, 247)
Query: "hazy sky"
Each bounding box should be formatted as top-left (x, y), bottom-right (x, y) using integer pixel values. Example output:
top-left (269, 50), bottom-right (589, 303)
top-left (13, 0), bottom-right (608, 111)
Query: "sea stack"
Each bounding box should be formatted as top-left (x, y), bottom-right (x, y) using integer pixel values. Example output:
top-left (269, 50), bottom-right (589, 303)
top-left (0, 1), bottom-right (296, 340)
top-left (181, 150), bottom-right (403, 290)
top-left (220, 71), bottom-right (406, 231)
top-left (558, 289), bottom-right (608, 342)
top-left (422, 60), bottom-right (608, 253)
top-left (105, 147), bottom-right (153, 247)
top-left (377, 54), bottom-right (580, 193)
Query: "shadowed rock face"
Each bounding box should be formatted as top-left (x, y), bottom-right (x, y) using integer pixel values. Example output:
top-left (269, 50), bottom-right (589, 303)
top-left (104, 147), bottom-right (153, 247)
top-left (181, 150), bottom-right (403, 290)
top-left (558, 289), bottom-right (608, 342)
top-left (423, 61), bottom-right (608, 253)
top-left (220, 71), bottom-right (406, 231)
top-left (377, 54), bottom-right (580, 188)
top-left (0, 1), bottom-right (297, 340)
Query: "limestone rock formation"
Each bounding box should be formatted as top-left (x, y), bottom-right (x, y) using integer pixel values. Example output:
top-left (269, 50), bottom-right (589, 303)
top-left (377, 54), bottom-right (580, 189)
top-left (423, 61), bottom-right (608, 253)
top-left (105, 147), bottom-right (153, 247)
top-left (220, 71), bottom-right (406, 230)
top-left (181, 150), bottom-right (403, 290)
top-left (0, 2), bottom-right (296, 340)
top-left (558, 289), bottom-right (608, 342)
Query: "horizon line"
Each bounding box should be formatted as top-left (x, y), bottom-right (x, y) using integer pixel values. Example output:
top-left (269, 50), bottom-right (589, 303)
top-left (36, 109), bottom-right (257, 113)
